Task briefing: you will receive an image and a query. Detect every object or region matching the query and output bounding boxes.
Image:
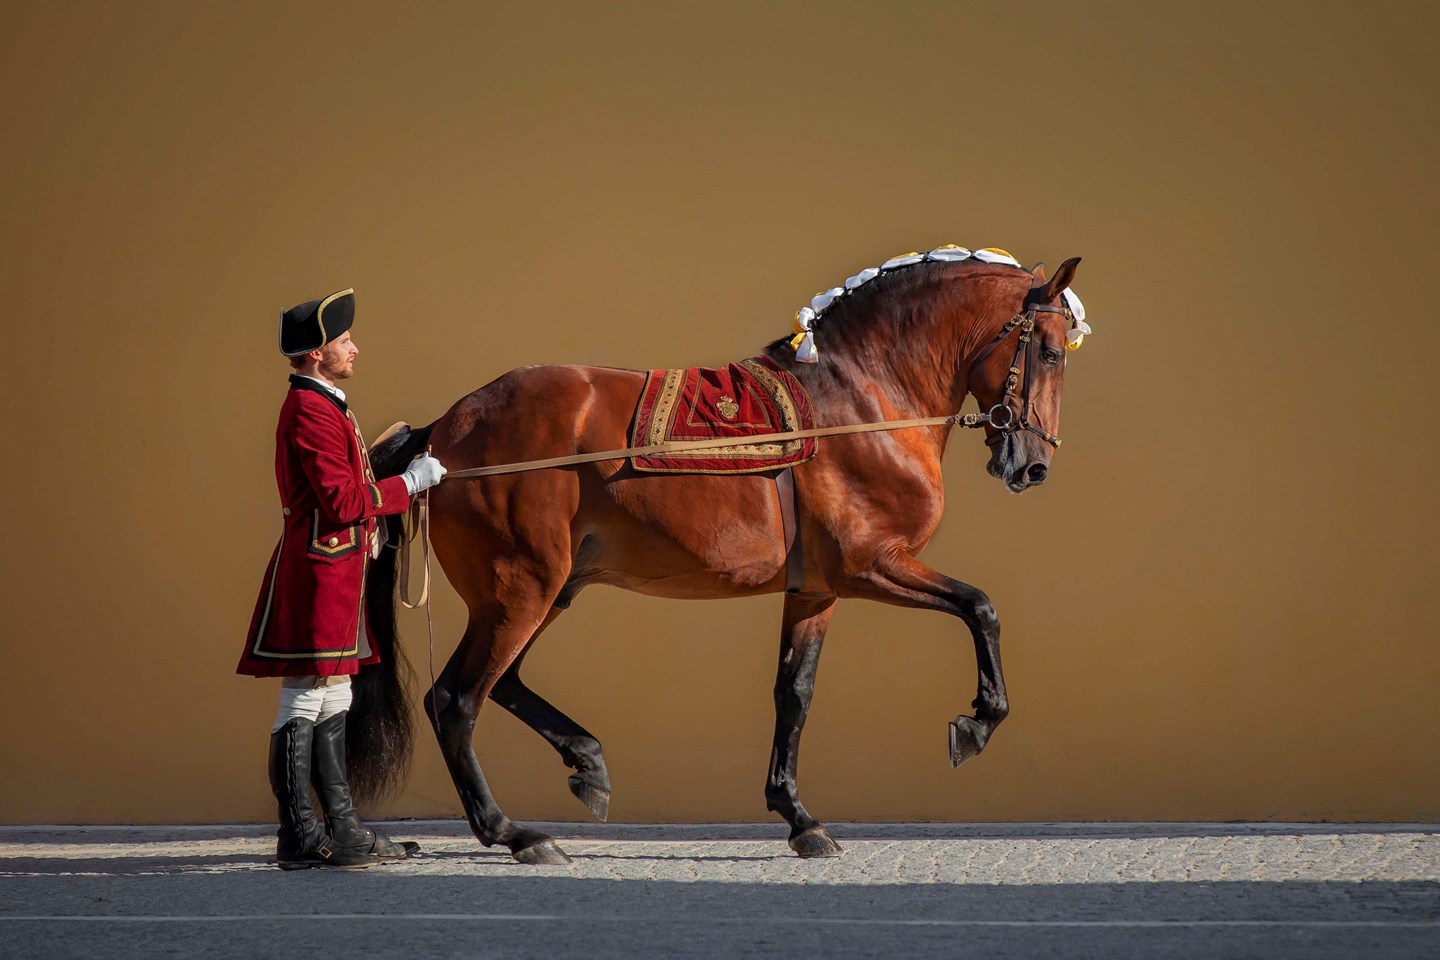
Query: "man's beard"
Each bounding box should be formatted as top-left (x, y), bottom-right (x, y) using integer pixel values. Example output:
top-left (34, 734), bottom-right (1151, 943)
top-left (321, 355), bottom-right (352, 380)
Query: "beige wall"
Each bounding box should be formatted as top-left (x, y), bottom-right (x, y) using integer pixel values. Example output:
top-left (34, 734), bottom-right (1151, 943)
top-left (1, 1), bottom-right (1436, 825)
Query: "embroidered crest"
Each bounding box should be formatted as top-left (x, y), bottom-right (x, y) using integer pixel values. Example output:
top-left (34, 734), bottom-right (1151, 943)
top-left (717, 395), bottom-right (739, 420)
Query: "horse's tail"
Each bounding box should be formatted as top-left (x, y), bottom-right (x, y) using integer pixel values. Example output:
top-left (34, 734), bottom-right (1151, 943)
top-left (347, 421), bottom-right (434, 808)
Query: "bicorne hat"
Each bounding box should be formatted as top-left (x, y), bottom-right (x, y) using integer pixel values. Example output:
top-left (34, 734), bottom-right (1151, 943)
top-left (279, 288), bottom-right (355, 357)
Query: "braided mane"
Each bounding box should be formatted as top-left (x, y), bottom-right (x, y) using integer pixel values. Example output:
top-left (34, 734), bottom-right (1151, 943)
top-left (767, 247), bottom-right (1033, 354)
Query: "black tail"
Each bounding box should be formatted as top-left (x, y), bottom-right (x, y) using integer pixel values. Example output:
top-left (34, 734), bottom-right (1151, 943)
top-left (347, 422), bottom-right (434, 809)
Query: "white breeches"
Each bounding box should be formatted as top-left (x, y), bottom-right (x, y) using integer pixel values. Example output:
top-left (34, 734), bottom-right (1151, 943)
top-left (272, 676), bottom-right (353, 733)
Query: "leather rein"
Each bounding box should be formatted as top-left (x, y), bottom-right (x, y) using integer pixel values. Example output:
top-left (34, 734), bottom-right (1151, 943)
top-left (438, 302), bottom-right (1067, 481)
top-left (397, 299), bottom-right (1068, 611)
top-left (394, 301), bottom-right (1071, 709)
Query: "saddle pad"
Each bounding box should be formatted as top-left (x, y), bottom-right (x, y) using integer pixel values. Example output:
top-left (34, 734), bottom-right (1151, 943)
top-left (629, 356), bottom-right (818, 474)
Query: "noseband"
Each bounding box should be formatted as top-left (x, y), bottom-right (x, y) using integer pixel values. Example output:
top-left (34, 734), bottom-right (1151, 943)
top-left (970, 302), bottom-right (1068, 449)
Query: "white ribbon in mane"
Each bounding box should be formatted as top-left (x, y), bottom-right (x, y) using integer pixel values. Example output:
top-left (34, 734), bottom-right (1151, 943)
top-left (788, 245), bottom-right (1090, 363)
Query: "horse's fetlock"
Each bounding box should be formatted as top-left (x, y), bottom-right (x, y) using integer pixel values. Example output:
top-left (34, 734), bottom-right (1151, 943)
top-left (765, 792), bottom-right (792, 816)
top-left (765, 774), bottom-right (797, 810)
top-left (974, 693), bottom-right (1009, 723)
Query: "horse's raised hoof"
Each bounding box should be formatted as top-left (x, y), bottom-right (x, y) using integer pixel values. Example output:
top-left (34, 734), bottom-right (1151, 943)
top-left (789, 826), bottom-right (844, 858)
top-left (512, 838), bottom-right (573, 866)
top-left (949, 715), bottom-right (991, 768)
top-left (568, 774), bottom-right (611, 822)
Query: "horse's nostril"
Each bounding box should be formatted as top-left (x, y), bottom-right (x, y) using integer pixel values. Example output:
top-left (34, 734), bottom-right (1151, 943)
top-left (1026, 463), bottom-right (1048, 484)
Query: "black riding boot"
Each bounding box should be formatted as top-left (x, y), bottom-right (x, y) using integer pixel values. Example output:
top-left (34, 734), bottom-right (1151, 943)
top-left (311, 711), bottom-right (420, 861)
top-left (270, 718), bottom-right (373, 870)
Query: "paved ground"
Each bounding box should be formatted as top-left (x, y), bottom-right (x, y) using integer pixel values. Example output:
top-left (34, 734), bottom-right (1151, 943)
top-left (2, 822), bottom-right (1437, 959)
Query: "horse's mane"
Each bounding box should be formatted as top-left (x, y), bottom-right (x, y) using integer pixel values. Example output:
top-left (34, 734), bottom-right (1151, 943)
top-left (764, 253), bottom-right (1031, 356)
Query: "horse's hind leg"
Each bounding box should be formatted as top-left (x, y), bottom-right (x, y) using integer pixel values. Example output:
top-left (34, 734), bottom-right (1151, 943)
top-left (766, 592), bottom-right (843, 858)
top-left (490, 617), bottom-right (613, 821)
top-left (426, 593), bottom-right (573, 866)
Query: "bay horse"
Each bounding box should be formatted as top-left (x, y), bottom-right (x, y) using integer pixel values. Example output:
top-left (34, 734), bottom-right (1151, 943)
top-left (351, 254), bottom-right (1082, 864)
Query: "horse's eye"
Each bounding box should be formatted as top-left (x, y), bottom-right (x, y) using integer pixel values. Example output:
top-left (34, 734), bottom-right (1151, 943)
top-left (1042, 349), bottom-right (1061, 366)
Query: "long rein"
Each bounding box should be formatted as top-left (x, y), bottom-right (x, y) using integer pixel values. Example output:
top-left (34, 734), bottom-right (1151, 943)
top-left (440, 408), bottom-right (995, 480)
top-left (434, 303), bottom-right (1067, 481)
top-left (396, 408), bottom-right (995, 726)
top-left (396, 305), bottom-right (1061, 706)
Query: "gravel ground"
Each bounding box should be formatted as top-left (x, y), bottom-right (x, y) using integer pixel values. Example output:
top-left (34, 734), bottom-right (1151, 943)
top-left (2, 822), bottom-right (1437, 959)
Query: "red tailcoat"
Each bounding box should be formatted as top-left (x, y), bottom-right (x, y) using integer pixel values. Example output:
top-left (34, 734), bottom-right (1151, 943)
top-left (237, 377), bottom-right (411, 678)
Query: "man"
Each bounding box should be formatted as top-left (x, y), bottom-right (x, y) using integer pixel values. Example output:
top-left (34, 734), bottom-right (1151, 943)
top-left (237, 288), bottom-right (447, 869)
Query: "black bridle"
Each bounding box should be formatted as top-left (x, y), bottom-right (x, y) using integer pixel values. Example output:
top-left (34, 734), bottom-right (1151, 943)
top-left (968, 301), bottom-right (1069, 449)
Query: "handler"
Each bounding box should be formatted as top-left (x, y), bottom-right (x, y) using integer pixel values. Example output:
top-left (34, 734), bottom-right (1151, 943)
top-left (237, 288), bottom-right (447, 870)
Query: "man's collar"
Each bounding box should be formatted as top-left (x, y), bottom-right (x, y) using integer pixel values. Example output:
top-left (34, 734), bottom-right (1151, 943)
top-left (295, 374), bottom-right (345, 403)
top-left (288, 374), bottom-right (348, 414)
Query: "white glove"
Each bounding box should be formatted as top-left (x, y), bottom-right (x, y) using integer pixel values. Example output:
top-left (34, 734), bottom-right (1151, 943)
top-left (402, 453), bottom-right (447, 495)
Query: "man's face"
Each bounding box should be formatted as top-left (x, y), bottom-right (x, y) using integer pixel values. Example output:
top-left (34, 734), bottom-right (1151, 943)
top-left (318, 331), bottom-right (358, 380)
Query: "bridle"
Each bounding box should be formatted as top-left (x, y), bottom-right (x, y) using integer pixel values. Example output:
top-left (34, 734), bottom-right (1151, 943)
top-left (968, 300), bottom-right (1069, 449)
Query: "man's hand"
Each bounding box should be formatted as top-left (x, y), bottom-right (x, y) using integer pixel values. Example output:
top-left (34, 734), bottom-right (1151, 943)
top-left (402, 453), bottom-right (447, 495)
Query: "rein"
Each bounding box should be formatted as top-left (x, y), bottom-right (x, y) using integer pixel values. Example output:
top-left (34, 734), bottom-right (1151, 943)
top-left (441, 409), bottom-right (997, 480)
top-left (396, 411), bottom-right (998, 682)
top-left (398, 449), bottom-right (440, 735)
top-left (435, 304), bottom-right (1065, 484)
top-left (395, 303), bottom-right (1064, 683)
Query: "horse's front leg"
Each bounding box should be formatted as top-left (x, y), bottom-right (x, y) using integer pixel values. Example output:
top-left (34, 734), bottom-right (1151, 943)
top-left (765, 592), bottom-right (843, 858)
top-left (849, 551), bottom-right (1009, 767)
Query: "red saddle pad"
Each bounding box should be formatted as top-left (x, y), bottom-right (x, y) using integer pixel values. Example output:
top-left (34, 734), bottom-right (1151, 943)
top-left (628, 356), bottom-right (818, 474)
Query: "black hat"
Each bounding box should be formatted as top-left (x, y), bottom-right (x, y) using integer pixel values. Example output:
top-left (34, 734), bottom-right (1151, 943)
top-left (279, 288), bottom-right (355, 357)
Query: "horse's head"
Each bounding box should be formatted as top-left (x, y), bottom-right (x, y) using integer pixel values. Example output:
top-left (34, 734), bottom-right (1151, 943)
top-left (969, 257), bottom-right (1081, 494)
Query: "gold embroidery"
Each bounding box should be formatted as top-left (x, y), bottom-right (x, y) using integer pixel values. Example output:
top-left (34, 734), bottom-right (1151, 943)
top-left (632, 359), bottom-right (817, 472)
top-left (350, 412), bottom-right (378, 485)
top-left (354, 549), bottom-right (368, 651)
top-left (250, 526), bottom-right (286, 655)
top-left (249, 521), bottom-right (363, 660)
top-left (738, 358), bottom-right (806, 458)
top-left (646, 369), bottom-right (686, 446)
top-left (309, 508), bottom-right (360, 556)
top-left (716, 395), bottom-right (739, 420)
top-left (315, 287), bottom-right (353, 346)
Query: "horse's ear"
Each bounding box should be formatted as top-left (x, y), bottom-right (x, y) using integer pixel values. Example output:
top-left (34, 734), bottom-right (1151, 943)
top-left (1044, 257), bottom-right (1081, 300)
top-left (1029, 262), bottom-right (1047, 283)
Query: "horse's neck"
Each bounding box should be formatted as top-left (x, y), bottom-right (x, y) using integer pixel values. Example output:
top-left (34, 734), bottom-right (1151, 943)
top-left (819, 272), bottom-right (1022, 420)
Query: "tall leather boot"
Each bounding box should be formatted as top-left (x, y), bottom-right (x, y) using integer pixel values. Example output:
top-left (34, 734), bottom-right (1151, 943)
top-left (269, 719), bottom-right (372, 870)
top-left (310, 711), bottom-right (420, 862)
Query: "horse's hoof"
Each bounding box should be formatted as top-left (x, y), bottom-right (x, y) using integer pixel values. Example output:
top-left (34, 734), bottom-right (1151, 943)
top-left (949, 715), bottom-right (991, 768)
top-left (513, 838), bottom-right (573, 866)
top-left (789, 826), bottom-right (844, 858)
top-left (568, 775), bottom-right (611, 822)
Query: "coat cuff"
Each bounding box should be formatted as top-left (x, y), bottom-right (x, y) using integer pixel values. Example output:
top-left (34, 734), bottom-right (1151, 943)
top-left (367, 475), bottom-right (411, 517)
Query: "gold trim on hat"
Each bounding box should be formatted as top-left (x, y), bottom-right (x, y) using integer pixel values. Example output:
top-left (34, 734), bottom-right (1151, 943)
top-left (315, 287), bottom-right (353, 346)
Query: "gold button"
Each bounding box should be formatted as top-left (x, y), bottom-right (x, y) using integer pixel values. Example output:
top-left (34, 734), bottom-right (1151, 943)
top-left (282, 507), bottom-right (291, 516)
top-left (328, 536), bottom-right (339, 547)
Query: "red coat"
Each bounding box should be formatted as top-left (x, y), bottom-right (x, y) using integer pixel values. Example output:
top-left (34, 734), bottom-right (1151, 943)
top-left (237, 377), bottom-right (411, 678)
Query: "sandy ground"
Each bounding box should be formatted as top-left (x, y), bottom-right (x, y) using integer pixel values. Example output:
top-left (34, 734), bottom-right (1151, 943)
top-left (2, 821), bottom-right (1437, 959)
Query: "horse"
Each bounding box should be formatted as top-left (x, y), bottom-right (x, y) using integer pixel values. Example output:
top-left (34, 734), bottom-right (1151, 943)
top-left (350, 253), bottom-right (1083, 864)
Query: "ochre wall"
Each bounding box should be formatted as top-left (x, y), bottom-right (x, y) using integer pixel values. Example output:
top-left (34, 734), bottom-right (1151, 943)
top-left (1, 1), bottom-right (1435, 825)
